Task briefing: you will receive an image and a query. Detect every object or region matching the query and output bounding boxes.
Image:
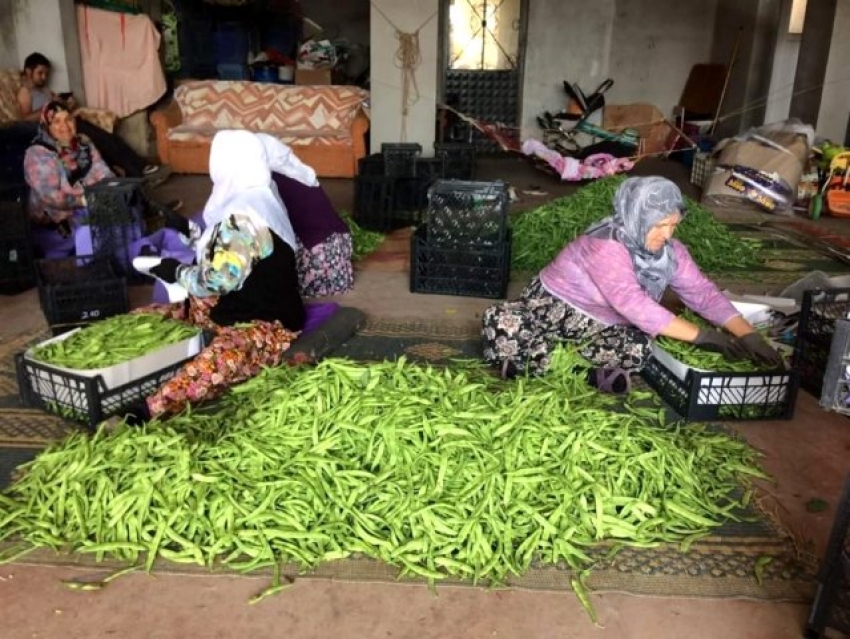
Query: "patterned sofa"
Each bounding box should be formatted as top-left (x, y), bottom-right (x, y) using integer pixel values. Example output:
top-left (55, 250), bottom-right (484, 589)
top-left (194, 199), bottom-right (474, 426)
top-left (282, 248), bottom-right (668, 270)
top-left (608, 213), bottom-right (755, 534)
top-left (150, 81), bottom-right (370, 177)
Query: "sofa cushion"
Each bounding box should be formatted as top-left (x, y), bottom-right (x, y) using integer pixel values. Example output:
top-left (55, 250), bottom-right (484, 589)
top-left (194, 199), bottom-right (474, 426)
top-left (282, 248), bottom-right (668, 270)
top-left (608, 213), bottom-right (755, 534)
top-left (0, 70), bottom-right (22, 124)
top-left (174, 81), bottom-right (368, 134)
top-left (167, 125), bottom-right (353, 148)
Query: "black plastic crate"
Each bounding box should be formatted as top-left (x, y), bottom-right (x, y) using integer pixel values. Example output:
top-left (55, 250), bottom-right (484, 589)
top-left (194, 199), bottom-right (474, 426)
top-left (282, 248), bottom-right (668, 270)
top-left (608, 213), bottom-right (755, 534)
top-left (15, 352), bottom-right (191, 430)
top-left (358, 153), bottom-right (385, 176)
top-left (425, 179), bottom-right (510, 248)
top-left (794, 288), bottom-right (850, 397)
top-left (415, 157), bottom-right (445, 181)
top-left (0, 125), bottom-right (30, 187)
top-left (805, 474), bottom-right (850, 639)
top-left (410, 225), bottom-right (511, 299)
top-left (82, 178), bottom-right (146, 280)
top-left (434, 142), bottom-right (476, 180)
top-left (640, 355), bottom-right (798, 421)
top-left (381, 143), bottom-right (422, 178)
top-left (393, 176), bottom-right (432, 214)
top-left (0, 185), bottom-right (30, 237)
top-left (0, 186), bottom-right (35, 295)
top-left (36, 256), bottom-right (128, 334)
top-left (354, 173), bottom-right (396, 232)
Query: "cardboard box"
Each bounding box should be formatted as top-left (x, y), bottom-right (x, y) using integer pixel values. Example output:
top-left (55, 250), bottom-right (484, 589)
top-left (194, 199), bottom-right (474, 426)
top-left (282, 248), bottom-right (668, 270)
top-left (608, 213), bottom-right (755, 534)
top-left (295, 68), bottom-right (332, 85)
top-left (703, 129), bottom-right (810, 212)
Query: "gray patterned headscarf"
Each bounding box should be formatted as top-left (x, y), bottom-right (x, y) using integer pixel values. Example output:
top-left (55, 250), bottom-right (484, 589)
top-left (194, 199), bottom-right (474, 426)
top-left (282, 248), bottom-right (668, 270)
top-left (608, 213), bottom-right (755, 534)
top-left (585, 177), bottom-right (686, 300)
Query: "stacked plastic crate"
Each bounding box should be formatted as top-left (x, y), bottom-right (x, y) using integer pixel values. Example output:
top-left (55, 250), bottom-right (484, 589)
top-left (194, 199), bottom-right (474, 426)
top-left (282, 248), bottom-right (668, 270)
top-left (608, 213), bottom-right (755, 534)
top-left (354, 142), bottom-right (477, 232)
top-left (80, 178), bottom-right (146, 280)
top-left (794, 288), bottom-right (850, 398)
top-left (410, 179), bottom-right (512, 299)
top-left (36, 257), bottom-right (128, 335)
top-left (0, 186), bottom-right (35, 295)
top-left (33, 178), bottom-right (145, 334)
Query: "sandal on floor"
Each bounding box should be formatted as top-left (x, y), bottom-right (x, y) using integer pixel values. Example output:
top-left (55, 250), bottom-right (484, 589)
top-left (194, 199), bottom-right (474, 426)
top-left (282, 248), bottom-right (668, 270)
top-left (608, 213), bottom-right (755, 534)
top-left (590, 367), bottom-right (631, 394)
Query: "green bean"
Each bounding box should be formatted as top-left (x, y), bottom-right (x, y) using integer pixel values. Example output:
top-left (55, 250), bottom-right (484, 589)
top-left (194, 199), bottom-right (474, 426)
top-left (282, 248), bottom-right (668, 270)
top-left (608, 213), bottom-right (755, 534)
top-left (656, 310), bottom-right (783, 372)
top-left (511, 176), bottom-right (765, 274)
top-left (339, 211), bottom-right (385, 261)
top-left (754, 555), bottom-right (773, 586)
top-left (0, 345), bottom-right (768, 622)
top-left (30, 314), bottom-right (198, 369)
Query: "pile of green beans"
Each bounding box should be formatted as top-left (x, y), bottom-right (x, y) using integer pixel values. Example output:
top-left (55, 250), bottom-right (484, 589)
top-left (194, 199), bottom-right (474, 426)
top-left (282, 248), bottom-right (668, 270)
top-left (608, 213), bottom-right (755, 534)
top-left (511, 176), bottom-right (765, 273)
top-left (0, 346), bottom-right (767, 602)
top-left (340, 211), bottom-right (386, 261)
top-left (30, 314), bottom-right (199, 369)
top-left (656, 311), bottom-right (780, 372)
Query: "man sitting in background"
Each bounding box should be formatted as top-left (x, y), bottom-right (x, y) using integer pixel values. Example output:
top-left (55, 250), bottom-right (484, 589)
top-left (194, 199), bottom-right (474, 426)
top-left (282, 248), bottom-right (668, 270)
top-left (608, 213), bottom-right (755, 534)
top-left (16, 52), bottom-right (166, 181)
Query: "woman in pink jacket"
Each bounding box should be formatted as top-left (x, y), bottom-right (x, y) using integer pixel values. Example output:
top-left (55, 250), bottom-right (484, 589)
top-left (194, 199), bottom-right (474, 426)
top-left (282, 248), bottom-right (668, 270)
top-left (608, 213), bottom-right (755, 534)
top-left (482, 176), bottom-right (783, 391)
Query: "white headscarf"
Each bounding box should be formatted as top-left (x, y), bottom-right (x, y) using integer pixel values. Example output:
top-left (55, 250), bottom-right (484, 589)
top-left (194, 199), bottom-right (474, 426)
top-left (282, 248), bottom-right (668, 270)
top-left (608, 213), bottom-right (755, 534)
top-left (199, 130), bottom-right (297, 260)
top-left (255, 133), bottom-right (319, 187)
top-left (584, 177), bottom-right (686, 300)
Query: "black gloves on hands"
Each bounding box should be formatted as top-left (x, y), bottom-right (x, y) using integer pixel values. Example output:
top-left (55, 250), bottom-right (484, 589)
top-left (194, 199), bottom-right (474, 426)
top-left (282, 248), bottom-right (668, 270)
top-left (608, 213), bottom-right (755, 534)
top-left (693, 328), bottom-right (744, 360)
top-left (149, 258), bottom-right (181, 284)
top-left (735, 332), bottom-right (786, 369)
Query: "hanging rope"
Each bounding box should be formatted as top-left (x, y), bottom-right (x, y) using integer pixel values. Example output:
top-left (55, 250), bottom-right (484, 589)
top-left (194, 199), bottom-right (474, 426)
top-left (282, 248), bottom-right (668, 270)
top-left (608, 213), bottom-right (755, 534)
top-left (371, 2), bottom-right (438, 141)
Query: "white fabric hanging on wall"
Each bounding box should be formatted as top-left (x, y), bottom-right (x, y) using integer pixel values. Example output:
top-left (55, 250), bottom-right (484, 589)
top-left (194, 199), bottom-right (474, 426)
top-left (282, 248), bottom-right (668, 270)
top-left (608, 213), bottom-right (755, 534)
top-left (76, 5), bottom-right (167, 117)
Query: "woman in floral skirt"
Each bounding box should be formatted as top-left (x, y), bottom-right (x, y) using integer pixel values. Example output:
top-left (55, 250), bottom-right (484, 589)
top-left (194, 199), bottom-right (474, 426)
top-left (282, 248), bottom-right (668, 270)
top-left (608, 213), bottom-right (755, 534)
top-left (481, 176), bottom-right (784, 392)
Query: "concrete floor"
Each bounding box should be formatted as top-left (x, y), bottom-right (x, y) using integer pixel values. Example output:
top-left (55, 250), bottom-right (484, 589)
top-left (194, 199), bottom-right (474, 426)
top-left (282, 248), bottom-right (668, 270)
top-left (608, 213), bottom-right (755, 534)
top-left (2, 157), bottom-right (850, 638)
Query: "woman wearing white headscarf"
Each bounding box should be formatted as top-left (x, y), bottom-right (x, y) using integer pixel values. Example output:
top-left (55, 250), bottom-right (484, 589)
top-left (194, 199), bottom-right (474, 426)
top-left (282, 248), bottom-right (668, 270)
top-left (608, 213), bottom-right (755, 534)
top-left (134, 129), bottom-right (305, 419)
top-left (482, 176), bottom-right (783, 391)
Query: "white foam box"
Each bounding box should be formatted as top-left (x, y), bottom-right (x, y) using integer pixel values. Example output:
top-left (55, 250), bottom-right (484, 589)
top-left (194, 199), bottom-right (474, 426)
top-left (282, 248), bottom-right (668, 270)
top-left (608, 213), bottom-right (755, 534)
top-left (646, 301), bottom-right (798, 416)
top-left (23, 328), bottom-right (203, 401)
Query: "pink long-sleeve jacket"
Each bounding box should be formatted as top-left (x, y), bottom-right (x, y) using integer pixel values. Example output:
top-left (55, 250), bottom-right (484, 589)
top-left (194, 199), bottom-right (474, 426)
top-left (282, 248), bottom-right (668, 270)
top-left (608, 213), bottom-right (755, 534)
top-left (539, 235), bottom-right (740, 337)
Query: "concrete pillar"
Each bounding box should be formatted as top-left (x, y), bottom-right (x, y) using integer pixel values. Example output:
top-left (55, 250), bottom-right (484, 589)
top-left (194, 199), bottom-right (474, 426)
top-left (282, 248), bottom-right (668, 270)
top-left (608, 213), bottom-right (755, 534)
top-left (789, 0), bottom-right (837, 126)
top-left (0, 1), bottom-right (20, 68)
top-left (59, 0), bottom-right (85, 102)
top-left (709, 0), bottom-right (781, 137)
top-left (815, 0), bottom-right (850, 142)
top-left (370, 0), bottom-right (439, 152)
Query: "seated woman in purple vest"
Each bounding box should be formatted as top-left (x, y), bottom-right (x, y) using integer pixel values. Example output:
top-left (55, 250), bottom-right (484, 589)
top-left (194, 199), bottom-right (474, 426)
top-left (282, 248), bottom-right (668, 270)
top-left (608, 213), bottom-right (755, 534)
top-left (257, 134), bottom-right (354, 297)
top-left (23, 101), bottom-right (114, 258)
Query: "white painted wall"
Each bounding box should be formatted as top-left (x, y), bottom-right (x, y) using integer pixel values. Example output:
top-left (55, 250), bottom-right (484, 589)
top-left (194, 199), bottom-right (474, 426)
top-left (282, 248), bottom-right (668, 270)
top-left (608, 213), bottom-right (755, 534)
top-left (817, 0), bottom-right (850, 142)
top-left (608, 0), bottom-right (718, 118)
top-left (764, 0), bottom-right (800, 124)
top-left (0, 0), bottom-right (19, 69)
top-left (521, 0), bottom-right (615, 135)
top-left (370, 0), bottom-right (439, 150)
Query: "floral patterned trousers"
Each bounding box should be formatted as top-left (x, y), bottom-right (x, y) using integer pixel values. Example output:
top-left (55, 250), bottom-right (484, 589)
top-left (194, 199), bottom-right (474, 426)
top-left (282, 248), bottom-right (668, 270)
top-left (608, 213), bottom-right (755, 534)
top-left (134, 297), bottom-right (298, 418)
top-left (297, 233), bottom-right (354, 298)
top-left (481, 277), bottom-right (652, 376)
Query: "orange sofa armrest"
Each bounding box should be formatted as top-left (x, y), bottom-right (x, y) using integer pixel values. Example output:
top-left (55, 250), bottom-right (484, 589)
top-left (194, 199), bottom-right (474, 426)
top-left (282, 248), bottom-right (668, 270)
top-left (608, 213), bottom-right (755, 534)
top-left (351, 110), bottom-right (370, 170)
top-left (150, 100), bottom-right (183, 164)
